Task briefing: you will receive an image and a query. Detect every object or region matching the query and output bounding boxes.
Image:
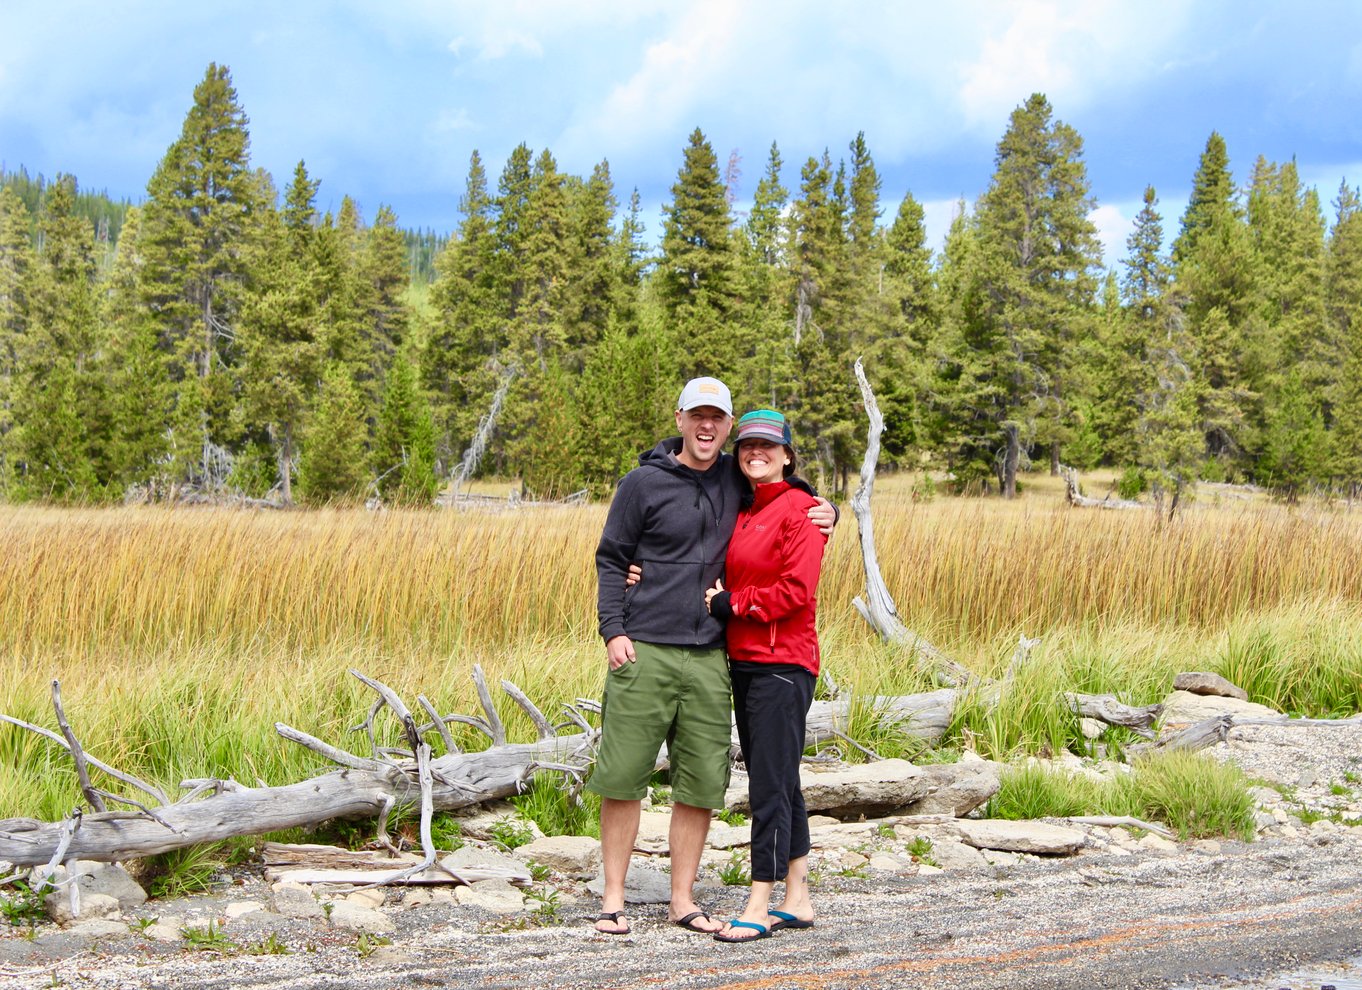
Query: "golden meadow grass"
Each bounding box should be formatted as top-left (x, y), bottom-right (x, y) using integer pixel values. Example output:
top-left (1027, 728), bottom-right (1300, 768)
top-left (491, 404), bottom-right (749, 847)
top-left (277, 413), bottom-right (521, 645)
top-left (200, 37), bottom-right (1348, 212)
top-left (3, 477), bottom-right (1362, 818)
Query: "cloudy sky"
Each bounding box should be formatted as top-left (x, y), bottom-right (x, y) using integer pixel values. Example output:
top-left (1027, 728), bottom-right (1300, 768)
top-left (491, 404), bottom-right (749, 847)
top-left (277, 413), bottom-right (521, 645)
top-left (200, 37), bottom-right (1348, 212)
top-left (4, 0), bottom-right (1362, 264)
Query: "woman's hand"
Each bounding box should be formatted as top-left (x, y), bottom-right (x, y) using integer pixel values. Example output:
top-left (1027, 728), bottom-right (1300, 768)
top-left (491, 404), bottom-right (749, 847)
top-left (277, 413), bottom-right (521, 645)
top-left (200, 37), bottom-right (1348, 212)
top-left (705, 578), bottom-right (724, 613)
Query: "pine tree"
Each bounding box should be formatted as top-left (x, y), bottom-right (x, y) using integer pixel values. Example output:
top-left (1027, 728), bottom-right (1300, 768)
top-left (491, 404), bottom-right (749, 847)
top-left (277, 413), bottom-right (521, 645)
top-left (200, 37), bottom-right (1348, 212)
top-left (964, 93), bottom-right (1101, 494)
top-left (138, 63), bottom-right (261, 485)
top-left (0, 186), bottom-right (34, 488)
top-left (237, 162), bottom-right (324, 504)
top-left (874, 191), bottom-right (938, 464)
top-left (425, 150), bottom-right (502, 470)
top-left (1101, 186), bottom-right (1172, 466)
top-left (372, 349), bottom-right (437, 504)
top-left (1259, 370), bottom-right (1330, 501)
top-left (1170, 132), bottom-right (1256, 470)
top-left (561, 160), bottom-right (618, 358)
top-left (657, 128), bottom-right (739, 378)
top-left (297, 362), bottom-right (369, 503)
top-left (11, 175), bottom-right (105, 499)
top-left (101, 206), bottom-right (172, 489)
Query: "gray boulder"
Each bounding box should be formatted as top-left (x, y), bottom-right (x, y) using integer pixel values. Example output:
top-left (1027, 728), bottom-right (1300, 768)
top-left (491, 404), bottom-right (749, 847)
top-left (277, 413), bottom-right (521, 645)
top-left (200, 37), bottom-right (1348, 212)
top-left (1173, 672), bottom-right (1249, 701)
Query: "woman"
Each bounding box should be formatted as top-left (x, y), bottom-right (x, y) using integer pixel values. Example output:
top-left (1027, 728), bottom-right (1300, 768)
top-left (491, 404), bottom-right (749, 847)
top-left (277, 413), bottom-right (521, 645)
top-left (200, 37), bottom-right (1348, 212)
top-left (705, 408), bottom-right (825, 943)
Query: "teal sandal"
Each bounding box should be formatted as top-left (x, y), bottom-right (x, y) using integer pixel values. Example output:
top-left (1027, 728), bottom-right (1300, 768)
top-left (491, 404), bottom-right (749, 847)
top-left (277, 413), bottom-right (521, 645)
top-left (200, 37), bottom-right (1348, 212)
top-left (768, 909), bottom-right (814, 931)
top-left (714, 919), bottom-right (770, 942)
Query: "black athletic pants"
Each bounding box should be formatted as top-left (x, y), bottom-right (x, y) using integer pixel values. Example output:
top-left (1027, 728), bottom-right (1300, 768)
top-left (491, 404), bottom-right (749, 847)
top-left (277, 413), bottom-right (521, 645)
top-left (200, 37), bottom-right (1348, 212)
top-left (730, 665), bottom-right (816, 883)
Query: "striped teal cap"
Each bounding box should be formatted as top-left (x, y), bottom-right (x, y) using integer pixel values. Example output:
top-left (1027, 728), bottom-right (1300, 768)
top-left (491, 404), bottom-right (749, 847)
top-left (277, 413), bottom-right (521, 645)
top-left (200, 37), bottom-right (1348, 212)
top-left (734, 409), bottom-right (793, 447)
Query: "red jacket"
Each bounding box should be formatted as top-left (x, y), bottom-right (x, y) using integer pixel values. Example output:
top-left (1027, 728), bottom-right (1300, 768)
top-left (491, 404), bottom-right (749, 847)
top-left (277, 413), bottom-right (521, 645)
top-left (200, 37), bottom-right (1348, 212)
top-left (723, 480), bottom-right (827, 675)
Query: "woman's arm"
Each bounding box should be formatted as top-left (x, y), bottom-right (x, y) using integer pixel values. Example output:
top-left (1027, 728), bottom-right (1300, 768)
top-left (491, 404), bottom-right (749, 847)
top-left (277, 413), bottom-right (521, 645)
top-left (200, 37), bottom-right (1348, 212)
top-left (725, 512), bottom-right (826, 623)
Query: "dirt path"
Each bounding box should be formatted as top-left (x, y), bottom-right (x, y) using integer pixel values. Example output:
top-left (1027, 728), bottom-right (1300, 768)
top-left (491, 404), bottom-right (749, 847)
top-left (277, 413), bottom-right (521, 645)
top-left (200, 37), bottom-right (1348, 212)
top-left (3, 829), bottom-right (1359, 990)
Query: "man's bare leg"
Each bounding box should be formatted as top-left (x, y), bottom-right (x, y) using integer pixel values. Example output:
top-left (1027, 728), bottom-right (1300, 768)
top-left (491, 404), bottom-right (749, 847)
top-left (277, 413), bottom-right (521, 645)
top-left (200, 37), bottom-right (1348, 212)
top-left (667, 802), bottom-right (722, 932)
top-left (596, 797), bottom-right (642, 933)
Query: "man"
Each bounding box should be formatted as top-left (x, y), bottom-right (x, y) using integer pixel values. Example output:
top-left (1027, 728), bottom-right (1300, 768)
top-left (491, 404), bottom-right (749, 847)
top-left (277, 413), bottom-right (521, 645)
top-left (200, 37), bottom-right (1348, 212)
top-left (589, 376), bottom-right (835, 935)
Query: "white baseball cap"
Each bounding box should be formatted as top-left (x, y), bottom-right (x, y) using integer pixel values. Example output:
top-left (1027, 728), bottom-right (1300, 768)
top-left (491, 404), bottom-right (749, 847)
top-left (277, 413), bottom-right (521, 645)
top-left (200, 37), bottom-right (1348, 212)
top-left (677, 377), bottom-right (732, 416)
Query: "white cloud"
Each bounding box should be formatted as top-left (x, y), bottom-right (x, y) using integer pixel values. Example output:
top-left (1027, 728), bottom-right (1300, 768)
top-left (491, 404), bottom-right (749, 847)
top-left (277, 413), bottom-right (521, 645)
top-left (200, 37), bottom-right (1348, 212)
top-left (430, 108), bottom-right (476, 133)
top-left (957, 0), bottom-right (1192, 129)
top-left (1089, 203), bottom-right (1133, 269)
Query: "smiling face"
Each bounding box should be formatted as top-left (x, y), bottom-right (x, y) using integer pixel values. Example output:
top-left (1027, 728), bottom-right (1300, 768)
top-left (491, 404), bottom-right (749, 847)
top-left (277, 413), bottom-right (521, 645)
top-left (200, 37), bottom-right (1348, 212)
top-left (674, 405), bottom-right (733, 470)
top-left (737, 438), bottom-right (790, 486)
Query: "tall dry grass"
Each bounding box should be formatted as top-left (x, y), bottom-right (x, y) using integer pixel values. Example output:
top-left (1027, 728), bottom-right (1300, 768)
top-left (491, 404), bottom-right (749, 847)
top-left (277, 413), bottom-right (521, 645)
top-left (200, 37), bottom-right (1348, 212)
top-left (3, 483), bottom-right (1362, 818)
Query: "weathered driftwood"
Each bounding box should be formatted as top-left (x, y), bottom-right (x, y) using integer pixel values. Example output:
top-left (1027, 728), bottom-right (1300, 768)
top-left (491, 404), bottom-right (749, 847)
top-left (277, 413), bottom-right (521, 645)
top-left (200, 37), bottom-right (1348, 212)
top-left (1066, 815), bottom-right (1175, 839)
top-left (1129, 714), bottom-right (1233, 757)
top-left (1062, 466), bottom-right (1143, 510)
top-left (260, 842), bottom-right (531, 887)
top-left (0, 668), bottom-right (597, 868)
top-left (849, 358), bottom-right (970, 687)
top-left (1066, 693), bottom-right (1164, 738)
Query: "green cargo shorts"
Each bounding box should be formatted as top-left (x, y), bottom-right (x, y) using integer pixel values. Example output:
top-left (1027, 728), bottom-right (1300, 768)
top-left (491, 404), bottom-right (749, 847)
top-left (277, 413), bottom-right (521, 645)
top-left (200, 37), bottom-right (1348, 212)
top-left (586, 641), bottom-right (732, 809)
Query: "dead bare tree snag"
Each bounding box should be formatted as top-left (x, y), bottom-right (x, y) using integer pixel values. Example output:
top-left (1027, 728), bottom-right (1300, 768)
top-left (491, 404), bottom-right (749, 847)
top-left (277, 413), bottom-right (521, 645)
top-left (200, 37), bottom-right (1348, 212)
top-left (1061, 466), bottom-right (1143, 510)
top-left (0, 669), bottom-right (598, 870)
top-left (850, 358), bottom-right (970, 687)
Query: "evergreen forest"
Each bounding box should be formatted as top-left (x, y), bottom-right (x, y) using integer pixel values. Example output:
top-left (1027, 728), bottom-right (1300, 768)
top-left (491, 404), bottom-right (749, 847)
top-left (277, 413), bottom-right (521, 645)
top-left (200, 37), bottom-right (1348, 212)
top-left (2, 62), bottom-right (1359, 507)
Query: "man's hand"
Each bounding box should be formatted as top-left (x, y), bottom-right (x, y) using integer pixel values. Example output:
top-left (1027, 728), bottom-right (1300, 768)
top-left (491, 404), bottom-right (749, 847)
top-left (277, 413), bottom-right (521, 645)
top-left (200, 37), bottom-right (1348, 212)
top-left (808, 496), bottom-right (836, 537)
top-left (625, 563), bottom-right (642, 587)
top-left (705, 578), bottom-right (724, 613)
top-left (606, 635), bottom-right (636, 670)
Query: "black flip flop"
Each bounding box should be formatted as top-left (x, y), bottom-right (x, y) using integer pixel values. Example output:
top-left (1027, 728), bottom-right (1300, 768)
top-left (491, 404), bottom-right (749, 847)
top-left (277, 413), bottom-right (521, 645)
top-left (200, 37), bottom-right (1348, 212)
top-left (673, 910), bottom-right (716, 933)
top-left (595, 910), bottom-right (631, 935)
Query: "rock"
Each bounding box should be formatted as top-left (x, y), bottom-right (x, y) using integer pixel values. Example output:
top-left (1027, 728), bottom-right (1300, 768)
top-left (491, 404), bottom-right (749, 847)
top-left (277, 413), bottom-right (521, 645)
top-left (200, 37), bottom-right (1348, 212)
top-left (806, 814), bottom-right (841, 827)
top-left (345, 888), bottom-right (386, 909)
top-left (1158, 690), bottom-right (1280, 726)
top-left (949, 820), bottom-right (1087, 855)
top-left (519, 835), bottom-right (602, 879)
top-left (143, 920), bottom-right (184, 943)
top-left (916, 864), bottom-right (945, 875)
top-left (38, 862), bottom-right (147, 912)
top-left (981, 849), bottom-right (1021, 867)
top-left (271, 885), bottom-right (325, 920)
top-left (454, 878), bottom-right (525, 915)
top-left (633, 810), bottom-right (672, 853)
top-left (586, 858), bottom-right (672, 905)
top-left (726, 759), bottom-right (935, 818)
top-left (840, 851), bottom-right (869, 869)
top-left (1079, 718), bottom-right (1105, 739)
top-left (520, 834), bottom-right (604, 876)
top-left (1191, 839), bottom-right (1222, 855)
top-left (868, 854), bottom-right (906, 872)
top-left (454, 803), bottom-right (546, 843)
top-left (67, 919), bottom-right (131, 939)
top-left (1137, 833), bottom-right (1179, 854)
top-left (899, 760), bottom-right (1001, 817)
top-left (327, 900), bottom-right (394, 933)
top-left (1173, 672), bottom-right (1249, 701)
top-left (920, 839), bottom-right (990, 872)
top-left (441, 844), bottom-right (527, 877)
top-left (1248, 786), bottom-right (1282, 805)
top-left (808, 821), bottom-right (882, 850)
top-left (44, 891), bottom-right (121, 927)
top-left (225, 901), bottom-right (264, 919)
top-left (705, 822), bottom-right (752, 850)
top-left (401, 888), bottom-right (436, 908)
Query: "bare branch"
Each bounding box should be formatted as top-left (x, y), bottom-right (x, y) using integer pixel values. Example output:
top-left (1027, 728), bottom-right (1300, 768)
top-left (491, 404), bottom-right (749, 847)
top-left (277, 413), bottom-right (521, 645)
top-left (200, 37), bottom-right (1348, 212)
top-left (274, 723), bottom-right (380, 771)
top-left (417, 695), bottom-right (459, 755)
top-left (500, 679), bottom-right (555, 741)
top-left (50, 681), bottom-right (105, 814)
top-left (0, 714), bottom-right (168, 806)
top-left (472, 665), bottom-right (507, 747)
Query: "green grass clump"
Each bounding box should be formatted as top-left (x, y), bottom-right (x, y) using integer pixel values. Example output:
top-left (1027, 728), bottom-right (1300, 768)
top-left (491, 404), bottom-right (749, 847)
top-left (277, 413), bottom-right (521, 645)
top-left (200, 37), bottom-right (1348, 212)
top-left (985, 763), bottom-right (1110, 820)
top-left (987, 752), bottom-right (1255, 842)
top-left (511, 775), bottom-right (600, 839)
top-left (144, 843), bottom-right (224, 899)
top-left (1125, 751), bottom-right (1256, 841)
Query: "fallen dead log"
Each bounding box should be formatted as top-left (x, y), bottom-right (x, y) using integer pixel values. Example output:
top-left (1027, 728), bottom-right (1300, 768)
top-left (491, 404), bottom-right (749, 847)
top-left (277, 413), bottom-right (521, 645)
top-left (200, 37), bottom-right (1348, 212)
top-left (1066, 693), bottom-right (1164, 738)
top-left (1061, 466), bottom-right (1144, 510)
top-left (260, 843), bottom-right (531, 887)
top-left (0, 668), bottom-right (598, 869)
